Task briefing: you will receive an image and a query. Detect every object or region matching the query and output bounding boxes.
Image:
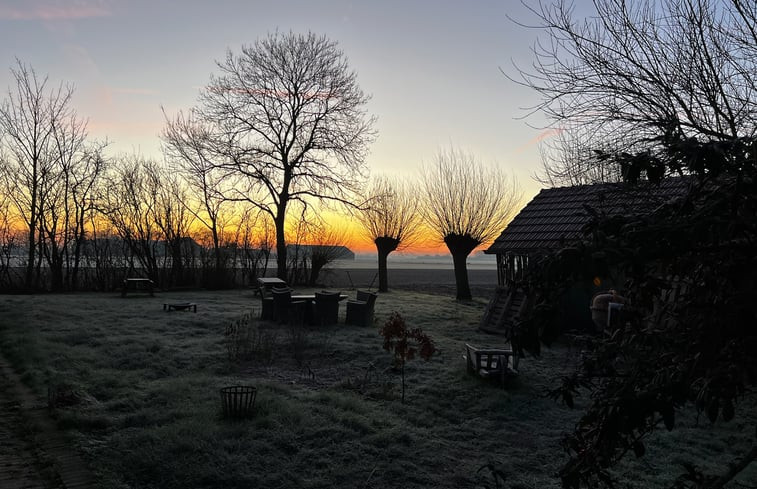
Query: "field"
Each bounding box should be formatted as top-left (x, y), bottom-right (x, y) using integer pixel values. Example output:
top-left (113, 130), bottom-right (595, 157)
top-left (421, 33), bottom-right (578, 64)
top-left (0, 274), bottom-right (755, 488)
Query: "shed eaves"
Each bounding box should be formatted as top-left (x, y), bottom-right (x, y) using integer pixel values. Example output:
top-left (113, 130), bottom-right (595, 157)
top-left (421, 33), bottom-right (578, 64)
top-left (486, 178), bottom-right (690, 255)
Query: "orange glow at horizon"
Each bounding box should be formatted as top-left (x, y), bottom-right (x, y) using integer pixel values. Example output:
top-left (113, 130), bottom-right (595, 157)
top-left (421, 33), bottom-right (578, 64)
top-left (315, 213), bottom-right (489, 256)
top-left (0, 201), bottom-right (492, 256)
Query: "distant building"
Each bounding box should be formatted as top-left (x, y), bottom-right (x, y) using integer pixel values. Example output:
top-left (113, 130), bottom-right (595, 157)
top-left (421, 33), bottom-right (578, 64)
top-left (285, 244), bottom-right (355, 261)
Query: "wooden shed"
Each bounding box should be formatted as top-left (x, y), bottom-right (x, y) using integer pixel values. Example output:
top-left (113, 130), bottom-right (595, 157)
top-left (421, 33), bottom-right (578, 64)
top-left (479, 177), bottom-right (690, 335)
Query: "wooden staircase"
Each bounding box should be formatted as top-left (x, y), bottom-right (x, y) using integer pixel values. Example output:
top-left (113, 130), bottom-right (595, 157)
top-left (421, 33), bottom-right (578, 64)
top-left (479, 285), bottom-right (530, 335)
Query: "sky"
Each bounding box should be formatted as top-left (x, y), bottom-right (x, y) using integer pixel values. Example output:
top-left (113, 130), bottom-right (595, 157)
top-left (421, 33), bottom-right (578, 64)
top-left (0, 0), bottom-right (559, 254)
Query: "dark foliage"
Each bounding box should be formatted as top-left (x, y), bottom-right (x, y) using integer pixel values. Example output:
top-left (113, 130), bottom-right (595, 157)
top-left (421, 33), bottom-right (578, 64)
top-left (513, 137), bottom-right (757, 488)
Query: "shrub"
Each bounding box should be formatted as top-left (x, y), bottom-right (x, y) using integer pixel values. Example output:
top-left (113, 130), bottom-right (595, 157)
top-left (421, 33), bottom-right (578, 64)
top-left (224, 312), bottom-right (278, 364)
top-left (379, 312), bottom-right (435, 403)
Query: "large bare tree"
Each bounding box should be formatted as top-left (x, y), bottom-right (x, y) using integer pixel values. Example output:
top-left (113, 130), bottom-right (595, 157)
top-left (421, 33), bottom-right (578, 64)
top-left (420, 147), bottom-right (522, 300)
top-left (38, 104), bottom-right (107, 291)
top-left (170, 31), bottom-right (376, 280)
top-left (356, 175), bottom-right (422, 292)
top-left (0, 61), bottom-right (74, 289)
top-left (515, 0), bottom-right (757, 184)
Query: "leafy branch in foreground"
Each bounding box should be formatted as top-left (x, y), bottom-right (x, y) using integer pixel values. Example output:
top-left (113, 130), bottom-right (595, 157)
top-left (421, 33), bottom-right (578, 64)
top-left (514, 138), bottom-right (757, 488)
top-left (379, 312), bottom-right (436, 403)
top-left (512, 0), bottom-right (757, 485)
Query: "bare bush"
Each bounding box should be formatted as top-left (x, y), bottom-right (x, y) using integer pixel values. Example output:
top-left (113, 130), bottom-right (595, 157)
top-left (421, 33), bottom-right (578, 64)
top-left (224, 312), bottom-right (278, 365)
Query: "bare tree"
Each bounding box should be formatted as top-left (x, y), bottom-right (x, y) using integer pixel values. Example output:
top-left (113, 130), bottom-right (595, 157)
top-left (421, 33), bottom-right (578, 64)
top-left (0, 198), bottom-right (21, 288)
top-left (101, 155), bottom-right (162, 282)
top-left (65, 143), bottom-right (107, 290)
top-left (176, 31), bottom-right (376, 281)
top-left (0, 61), bottom-right (74, 289)
top-left (420, 147), bottom-right (522, 301)
top-left (237, 207), bottom-right (273, 283)
top-left (536, 125), bottom-right (624, 186)
top-left (281, 215), bottom-right (348, 286)
top-left (84, 219), bottom-right (123, 291)
top-left (304, 224), bottom-right (350, 286)
top-left (356, 175), bottom-right (423, 292)
top-left (150, 168), bottom-right (195, 287)
top-left (514, 0), bottom-right (757, 182)
top-left (37, 103), bottom-right (107, 291)
top-left (163, 110), bottom-right (230, 282)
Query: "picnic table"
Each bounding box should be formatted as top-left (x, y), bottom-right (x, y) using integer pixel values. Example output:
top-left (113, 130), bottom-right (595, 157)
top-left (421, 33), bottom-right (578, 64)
top-left (121, 278), bottom-right (155, 297)
top-left (256, 277), bottom-right (287, 294)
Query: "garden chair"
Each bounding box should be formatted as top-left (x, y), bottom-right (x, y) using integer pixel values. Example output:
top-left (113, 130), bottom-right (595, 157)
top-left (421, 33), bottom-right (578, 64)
top-left (312, 290), bottom-right (341, 326)
top-left (271, 287), bottom-right (306, 325)
top-left (256, 278), bottom-right (288, 320)
top-left (345, 290), bottom-right (378, 326)
top-left (258, 285), bottom-right (274, 320)
top-left (463, 343), bottom-right (519, 387)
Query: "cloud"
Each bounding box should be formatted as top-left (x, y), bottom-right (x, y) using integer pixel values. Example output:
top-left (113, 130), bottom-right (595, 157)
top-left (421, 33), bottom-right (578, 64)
top-left (61, 43), bottom-right (101, 77)
top-left (94, 85), bottom-right (158, 108)
top-left (514, 126), bottom-right (565, 153)
top-left (0, 0), bottom-right (111, 20)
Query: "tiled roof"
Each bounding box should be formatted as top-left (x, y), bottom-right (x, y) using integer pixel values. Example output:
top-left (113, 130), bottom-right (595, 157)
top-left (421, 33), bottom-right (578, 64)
top-left (486, 177), bottom-right (691, 255)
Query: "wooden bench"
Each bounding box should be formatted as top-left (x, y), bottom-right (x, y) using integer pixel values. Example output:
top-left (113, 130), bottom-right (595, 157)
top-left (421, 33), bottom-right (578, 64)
top-left (163, 302), bottom-right (197, 313)
top-left (463, 343), bottom-right (519, 386)
top-left (255, 277), bottom-right (287, 295)
top-left (121, 278), bottom-right (155, 297)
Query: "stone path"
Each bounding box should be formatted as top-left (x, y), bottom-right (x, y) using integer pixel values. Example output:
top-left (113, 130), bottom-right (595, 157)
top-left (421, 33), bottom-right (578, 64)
top-left (0, 359), bottom-right (95, 489)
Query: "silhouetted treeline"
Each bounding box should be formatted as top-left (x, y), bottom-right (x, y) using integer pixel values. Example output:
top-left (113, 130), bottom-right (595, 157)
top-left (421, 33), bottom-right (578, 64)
top-left (0, 234), bottom-right (273, 292)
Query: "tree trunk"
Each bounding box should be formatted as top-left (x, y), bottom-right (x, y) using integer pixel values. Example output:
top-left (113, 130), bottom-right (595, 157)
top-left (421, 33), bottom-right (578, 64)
top-left (309, 262), bottom-right (323, 286)
top-left (46, 234), bottom-right (64, 291)
top-left (374, 236), bottom-right (400, 293)
top-left (34, 231), bottom-right (44, 289)
top-left (171, 242), bottom-right (183, 287)
top-left (444, 233), bottom-right (480, 301)
top-left (275, 211), bottom-right (287, 281)
top-left (25, 224), bottom-right (35, 289)
top-left (25, 201), bottom-right (37, 290)
top-left (50, 256), bottom-right (64, 292)
top-left (70, 216), bottom-right (86, 291)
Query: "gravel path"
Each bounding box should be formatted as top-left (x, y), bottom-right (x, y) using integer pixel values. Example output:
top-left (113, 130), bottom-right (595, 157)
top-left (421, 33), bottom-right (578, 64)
top-left (0, 362), bottom-right (57, 489)
top-left (0, 357), bottom-right (94, 489)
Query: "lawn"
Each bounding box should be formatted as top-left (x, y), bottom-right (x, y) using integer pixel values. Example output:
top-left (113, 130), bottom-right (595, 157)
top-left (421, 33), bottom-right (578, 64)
top-left (0, 289), bottom-right (754, 488)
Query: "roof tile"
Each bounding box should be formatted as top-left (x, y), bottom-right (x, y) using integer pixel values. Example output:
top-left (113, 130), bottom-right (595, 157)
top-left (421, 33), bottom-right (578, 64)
top-left (486, 177), bottom-right (690, 254)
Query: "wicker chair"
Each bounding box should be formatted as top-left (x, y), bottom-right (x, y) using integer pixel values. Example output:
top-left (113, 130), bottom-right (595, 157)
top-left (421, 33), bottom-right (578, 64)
top-left (345, 290), bottom-right (378, 326)
top-left (258, 285), bottom-right (274, 320)
top-left (271, 287), bottom-right (306, 325)
top-left (312, 291), bottom-right (341, 326)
